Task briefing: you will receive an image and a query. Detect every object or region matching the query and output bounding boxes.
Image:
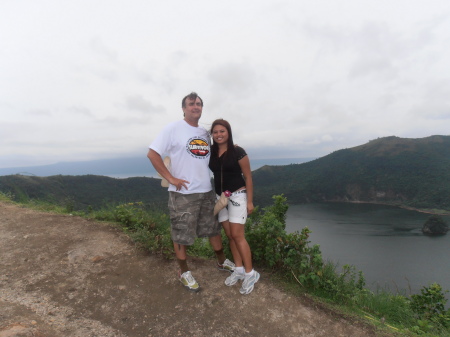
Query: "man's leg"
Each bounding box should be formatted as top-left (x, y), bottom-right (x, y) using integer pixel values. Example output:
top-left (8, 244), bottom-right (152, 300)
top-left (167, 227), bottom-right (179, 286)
top-left (174, 242), bottom-right (188, 273)
top-left (208, 234), bottom-right (223, 251)
top-left (209, 234), bottom-right (226, 264)
top-left (168, 192), bottom-right (201, 292)
top-left (174, 241), bottom-right (200, 292)
top-left (197, 191), bottom-right (234, 271)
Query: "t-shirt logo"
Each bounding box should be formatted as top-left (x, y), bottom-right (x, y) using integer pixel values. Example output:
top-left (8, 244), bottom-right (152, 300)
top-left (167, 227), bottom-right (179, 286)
top-left (186, 137), bottom-right (210, 158)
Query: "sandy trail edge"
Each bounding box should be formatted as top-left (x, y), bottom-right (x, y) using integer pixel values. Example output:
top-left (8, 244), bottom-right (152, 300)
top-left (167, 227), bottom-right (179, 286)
top-left (0, 201), bottom-right (388, 337)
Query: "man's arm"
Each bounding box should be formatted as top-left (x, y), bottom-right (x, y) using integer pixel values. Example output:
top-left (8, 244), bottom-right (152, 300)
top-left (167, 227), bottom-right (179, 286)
top-left (147, 149), bottom-right (189, 191)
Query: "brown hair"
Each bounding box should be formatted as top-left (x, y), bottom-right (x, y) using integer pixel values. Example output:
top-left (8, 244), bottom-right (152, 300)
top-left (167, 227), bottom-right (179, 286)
top-left (181, 92), bottom-right (203, 108)
top-left (210, 119), bottom-right (236, 160)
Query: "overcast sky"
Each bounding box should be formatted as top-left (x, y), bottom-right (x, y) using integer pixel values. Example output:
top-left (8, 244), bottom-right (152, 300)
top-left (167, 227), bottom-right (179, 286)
top-left (1, 0), bottom-right (449, 169)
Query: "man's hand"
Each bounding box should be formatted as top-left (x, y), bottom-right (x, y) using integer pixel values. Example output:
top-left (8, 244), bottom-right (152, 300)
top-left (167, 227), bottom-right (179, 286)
top-left (148, 149), bottom-right (189, 191)
top-left (169, 177), bottom-right (190, 191)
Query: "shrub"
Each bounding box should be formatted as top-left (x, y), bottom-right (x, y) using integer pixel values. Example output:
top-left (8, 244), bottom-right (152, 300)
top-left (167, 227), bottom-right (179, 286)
top-left (282, 231), bottom-right (323, 288)
top-left (316, 263), bottom-right (366, 304)
top-left (410, 283), bottom-right (450, 329)
top-left (130, 220), bottom-right (173, 258)
top-left (114, 202), bottom-right (155, 230)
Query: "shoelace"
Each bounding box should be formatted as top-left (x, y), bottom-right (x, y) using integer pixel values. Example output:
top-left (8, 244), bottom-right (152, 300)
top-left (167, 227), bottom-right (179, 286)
top-left (242, 274), bottom-right (254, 286)
top-left (225, 260), bottom-right (235, 267)
top-left (184, 272), bottom-right (195, 284)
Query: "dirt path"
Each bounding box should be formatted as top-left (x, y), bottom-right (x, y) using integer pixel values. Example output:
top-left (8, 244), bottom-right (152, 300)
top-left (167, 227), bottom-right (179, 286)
top-left (0, 201), bottom-right (387, 337)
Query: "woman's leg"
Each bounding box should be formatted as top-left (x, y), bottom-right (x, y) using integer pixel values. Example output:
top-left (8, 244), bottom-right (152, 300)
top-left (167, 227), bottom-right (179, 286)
top-left (221, 220), bottom-right (243, 267)
top-left (229, 222), bottom-right (252, 273)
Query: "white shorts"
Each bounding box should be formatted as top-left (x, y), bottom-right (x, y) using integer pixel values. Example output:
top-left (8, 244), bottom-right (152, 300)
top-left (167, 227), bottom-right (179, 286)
top-left (217, 190), bottom-right (248, 225)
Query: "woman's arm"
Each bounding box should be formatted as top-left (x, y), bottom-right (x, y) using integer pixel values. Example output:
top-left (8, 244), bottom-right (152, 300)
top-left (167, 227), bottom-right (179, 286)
top-left (238, 155), bottom-right (254, 215)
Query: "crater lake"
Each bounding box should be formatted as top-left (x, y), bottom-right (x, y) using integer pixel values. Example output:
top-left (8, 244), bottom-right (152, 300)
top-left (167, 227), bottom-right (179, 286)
top-left (285, 202), bottom-right (450, 298)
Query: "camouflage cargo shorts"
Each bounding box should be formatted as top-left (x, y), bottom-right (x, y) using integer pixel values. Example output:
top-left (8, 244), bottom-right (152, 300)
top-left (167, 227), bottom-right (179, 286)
top-left (168, 190), bottom-right (221, 246)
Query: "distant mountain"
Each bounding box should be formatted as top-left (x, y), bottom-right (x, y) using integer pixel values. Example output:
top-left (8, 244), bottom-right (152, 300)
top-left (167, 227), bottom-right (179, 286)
top-left (0, 157), bottom-right (157, 178)
top-left (0, 157), bottom-right (314, 178)
top-left (252, 135), bottom-right (450, 211)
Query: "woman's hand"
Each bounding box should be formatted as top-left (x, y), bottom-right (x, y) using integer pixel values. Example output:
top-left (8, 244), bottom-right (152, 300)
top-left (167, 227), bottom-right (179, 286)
top-left (247, 201), bottom-right (254, 215)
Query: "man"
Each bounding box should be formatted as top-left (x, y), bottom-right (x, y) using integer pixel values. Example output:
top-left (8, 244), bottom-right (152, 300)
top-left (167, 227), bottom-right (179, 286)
top-left (147, 92), bottom-right (234, 292)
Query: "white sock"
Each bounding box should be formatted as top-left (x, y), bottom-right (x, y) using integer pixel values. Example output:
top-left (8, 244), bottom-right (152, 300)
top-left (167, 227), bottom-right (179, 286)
top-left (245, 269), bottom-right (254, 277)
top-left (235, 266), bottom-right (245, 274)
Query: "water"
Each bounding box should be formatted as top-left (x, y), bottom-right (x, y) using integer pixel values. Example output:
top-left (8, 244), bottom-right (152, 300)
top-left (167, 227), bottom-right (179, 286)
top-left (104, 158), bottom-right (315, 179)
top-left (285, 203), bottom-right (450, 296)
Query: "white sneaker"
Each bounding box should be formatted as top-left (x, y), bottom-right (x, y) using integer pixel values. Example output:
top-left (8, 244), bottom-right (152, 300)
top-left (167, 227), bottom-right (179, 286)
top-left (239, 271), bottom-right (260, 295)
top-left (217, 258), bottom-right (235, 272)
top-left (179, 271), bottom-right (200, 292)
top-left (225, 271), bottom-right (245, 286)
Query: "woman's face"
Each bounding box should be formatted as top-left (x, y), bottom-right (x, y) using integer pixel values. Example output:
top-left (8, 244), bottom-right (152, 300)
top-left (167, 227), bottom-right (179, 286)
top-left (212, 124), bottom-right (229, 145)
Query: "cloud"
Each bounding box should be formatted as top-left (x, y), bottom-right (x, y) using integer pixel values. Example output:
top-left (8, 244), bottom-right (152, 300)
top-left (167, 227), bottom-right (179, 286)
top-left (25, 109), bottom-right (53, 117)
top-left (89, 37), bottom-right (119, 63)
top-left (125, 95), bottom-right (166, 114)
top-left (208, 63), bottom-right (257, 98)
top-left (409, 79), bottom-right (450, 120)
top-left (67, 106), bottom-right (93, 117)
top-left (1, 0), bottom-right (450, 169)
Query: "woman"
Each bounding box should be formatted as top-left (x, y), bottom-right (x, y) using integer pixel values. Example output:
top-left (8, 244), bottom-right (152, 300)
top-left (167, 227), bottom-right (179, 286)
top-left (209, 119), bottom-right (260, 295)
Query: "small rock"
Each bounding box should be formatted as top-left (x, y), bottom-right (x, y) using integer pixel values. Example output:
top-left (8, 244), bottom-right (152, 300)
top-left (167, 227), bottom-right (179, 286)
top-left (91, 256), bottom-right (104, 263)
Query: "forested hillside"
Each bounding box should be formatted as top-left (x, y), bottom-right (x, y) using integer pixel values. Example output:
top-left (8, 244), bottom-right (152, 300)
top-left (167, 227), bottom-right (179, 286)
top-left (0, 175), bottom-right (167, 210)
top-left (252, 135), bottom-right (450, 211)
top-left (1, 135), bottom-right (449, 212)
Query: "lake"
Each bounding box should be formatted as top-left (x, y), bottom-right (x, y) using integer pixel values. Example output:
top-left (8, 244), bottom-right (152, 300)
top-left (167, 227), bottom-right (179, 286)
top-left (285, 203), bottom-right (450, 296)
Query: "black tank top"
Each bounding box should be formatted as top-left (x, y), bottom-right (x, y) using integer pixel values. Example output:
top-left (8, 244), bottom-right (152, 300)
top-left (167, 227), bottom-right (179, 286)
top-left (209, 146), bottom-right (247, 194)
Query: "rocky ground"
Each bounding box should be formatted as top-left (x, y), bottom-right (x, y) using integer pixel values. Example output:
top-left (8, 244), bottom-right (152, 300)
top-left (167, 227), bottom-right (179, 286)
top-left (0, 201), bottom-right (392, 337)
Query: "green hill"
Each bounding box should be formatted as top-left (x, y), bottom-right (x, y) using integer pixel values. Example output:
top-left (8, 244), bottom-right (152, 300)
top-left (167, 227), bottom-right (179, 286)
top-left (0, 174), bottom-right (168, 210)
top-left (252, 135), bottom-right (450, 212)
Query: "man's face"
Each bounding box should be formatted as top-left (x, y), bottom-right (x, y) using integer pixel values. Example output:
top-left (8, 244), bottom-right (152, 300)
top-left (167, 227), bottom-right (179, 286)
top-left (182, 97), bottom-right (203, 122)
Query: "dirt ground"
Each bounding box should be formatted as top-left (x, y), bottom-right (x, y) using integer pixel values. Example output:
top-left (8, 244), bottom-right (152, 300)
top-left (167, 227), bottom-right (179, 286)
top-left (0, 201), bottom-right (391, 337)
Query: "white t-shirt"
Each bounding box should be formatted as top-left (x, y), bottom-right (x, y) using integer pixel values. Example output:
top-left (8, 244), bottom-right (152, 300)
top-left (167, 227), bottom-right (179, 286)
top-left (149, 120), bottom-right (212, 194)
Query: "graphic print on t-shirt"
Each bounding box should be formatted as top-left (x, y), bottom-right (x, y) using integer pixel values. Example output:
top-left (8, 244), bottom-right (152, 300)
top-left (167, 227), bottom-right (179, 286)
top-left (186, 137), bottom-right (210, 158)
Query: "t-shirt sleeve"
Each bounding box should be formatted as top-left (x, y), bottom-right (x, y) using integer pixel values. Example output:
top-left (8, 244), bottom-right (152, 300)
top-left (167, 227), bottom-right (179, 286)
top-left (235, 146), bottom-right (247, 161)
top-left (149, 123), bottom-right (172, 156)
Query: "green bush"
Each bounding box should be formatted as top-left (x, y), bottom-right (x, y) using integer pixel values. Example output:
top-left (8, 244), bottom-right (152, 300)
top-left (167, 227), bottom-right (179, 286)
top-left (246, 195), bottom-right (364, 295)
top-left (0, 191), bottom-right (14, 202)
top-left (356, 290), bottom-right (414, 326)
top-left (410, 283), bottom-right (450, 330)
top-left (114, 202), bottom-right (155, 230)
top-left (130, 221), bottom-right (173, 258)
top-left (317, 264), bottom-right (366, 304)
top-left (246, 205), bottom-right (287, 267)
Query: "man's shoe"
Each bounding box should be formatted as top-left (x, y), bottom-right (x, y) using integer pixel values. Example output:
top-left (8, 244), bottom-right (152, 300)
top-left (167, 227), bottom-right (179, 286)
top-left (225, 271), bottom-right (245, 286)
top-left (179, 271), bottom-right (200, 292)
top-left (239, 271), bottom-right (260, 295)
top-left (217, 258), bottom-right (235, 272)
